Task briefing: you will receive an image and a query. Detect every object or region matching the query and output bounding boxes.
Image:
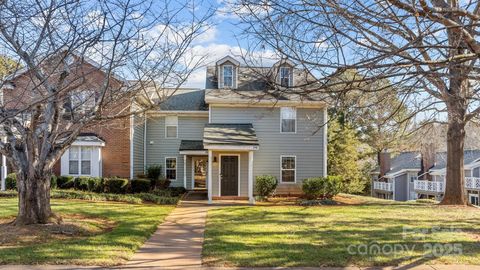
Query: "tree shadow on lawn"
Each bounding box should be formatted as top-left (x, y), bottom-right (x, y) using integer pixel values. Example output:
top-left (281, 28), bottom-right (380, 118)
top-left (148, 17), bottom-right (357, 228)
top-left (0, 202), bottom-right (172, 266)
top-left (204, 206), bottom-right (480, 267)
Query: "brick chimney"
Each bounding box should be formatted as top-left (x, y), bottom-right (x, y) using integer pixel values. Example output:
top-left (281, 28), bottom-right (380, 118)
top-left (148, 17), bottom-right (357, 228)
top-left (378, 151), bottom-right (391, 177)
top-left (421, 143), bottom-right (436, 180)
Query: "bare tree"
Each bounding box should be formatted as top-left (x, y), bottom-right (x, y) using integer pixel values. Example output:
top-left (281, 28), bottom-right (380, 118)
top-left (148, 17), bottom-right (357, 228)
top-left (0, 0), bottom-right (213, 224)
top-left (234, 0), bottom-right (480, 205)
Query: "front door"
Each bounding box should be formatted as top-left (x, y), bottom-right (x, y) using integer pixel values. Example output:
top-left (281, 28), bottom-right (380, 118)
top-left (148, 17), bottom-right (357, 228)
top-left (220, 155), bottom-right (238, 196)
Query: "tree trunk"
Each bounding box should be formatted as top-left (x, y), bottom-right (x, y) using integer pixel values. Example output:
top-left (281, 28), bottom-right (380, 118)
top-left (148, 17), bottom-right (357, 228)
top-left (441, 107), bottom-right (468, 205)
top-left (14, 170), bottom-right (60, 225)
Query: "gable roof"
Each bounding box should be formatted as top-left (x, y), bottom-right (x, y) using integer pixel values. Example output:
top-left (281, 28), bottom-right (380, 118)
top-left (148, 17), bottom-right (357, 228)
top-left (430, 149), bottom-right (480, 171)
top-left (203, 123), bottom-right (259, 146)
top-left (158, 89), bottom-right (207, 111)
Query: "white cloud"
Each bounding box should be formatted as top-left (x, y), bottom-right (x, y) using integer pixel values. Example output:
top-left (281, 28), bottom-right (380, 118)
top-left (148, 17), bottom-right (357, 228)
top-left (194, 25), bottom-right (218, 44)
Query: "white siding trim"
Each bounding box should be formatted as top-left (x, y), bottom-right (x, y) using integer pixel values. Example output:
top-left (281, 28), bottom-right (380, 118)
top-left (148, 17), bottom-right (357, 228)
top-left (280, 155), bottom-right (297, 183)
top-left (208, 150), bottom-right (213, 204)
top-left (204, 145), bottom-right (259, 151)
top-left (183, 155), bottom-right (187, 188)
top-left (248, 151), bottom-right (254, 204)
top-left (218, 154), bottom-right (241, 196)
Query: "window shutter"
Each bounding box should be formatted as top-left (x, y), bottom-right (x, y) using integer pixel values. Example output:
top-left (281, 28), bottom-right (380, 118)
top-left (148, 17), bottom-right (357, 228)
top-left (232, 66), bottom-right (237, 89)
top-left (218, 65), bottom-right (224, 88)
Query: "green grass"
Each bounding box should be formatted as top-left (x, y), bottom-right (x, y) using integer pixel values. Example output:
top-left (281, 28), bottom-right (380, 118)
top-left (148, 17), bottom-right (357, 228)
top-left (0, 197), bottom-right (174, 266)
top-left (204, 196), bottom-right (480, 267)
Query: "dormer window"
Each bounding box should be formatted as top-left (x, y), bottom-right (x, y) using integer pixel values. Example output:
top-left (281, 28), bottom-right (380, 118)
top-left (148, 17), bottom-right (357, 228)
top-left (223, 65), bottom-right (233, 88)
top-left (280, 66), bottom-right (292, 87)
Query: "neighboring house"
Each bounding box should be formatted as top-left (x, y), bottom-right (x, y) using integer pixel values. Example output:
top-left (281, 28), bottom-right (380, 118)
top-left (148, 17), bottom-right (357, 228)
top-left (372, 150), bottom-right (480, 205)
top-left (131, 56), bottom-right (328, 203)
top-left (1, 52), bottom-right (131, 181)
top-left (371, 152), bottom-right (422, 201)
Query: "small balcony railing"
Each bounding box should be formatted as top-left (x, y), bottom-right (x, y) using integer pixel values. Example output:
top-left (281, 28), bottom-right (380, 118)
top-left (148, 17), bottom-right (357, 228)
top-left (414, 180), bottom-right (445, 193)
top-left (373, 181), bottom-right (393, 192)
top-left (465, 177), bottom-right (480, 190)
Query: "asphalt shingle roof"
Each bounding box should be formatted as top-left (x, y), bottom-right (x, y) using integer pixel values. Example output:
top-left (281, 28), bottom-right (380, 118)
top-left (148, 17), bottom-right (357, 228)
top-left (179, 140), bottom-right (205, 151)
top-left (203, 123), bottom-right (259, 146)
top-left (430, 149), bottom-right (480, 170)
top-left (159, 90), bottom-right (207, 111)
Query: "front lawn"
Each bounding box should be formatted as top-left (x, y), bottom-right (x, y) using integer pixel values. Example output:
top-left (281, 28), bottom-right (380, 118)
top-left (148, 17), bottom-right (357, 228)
top-left (0, 197), bottom-right (173, 266)
top-left (203, 195), bottom-right (480, 267)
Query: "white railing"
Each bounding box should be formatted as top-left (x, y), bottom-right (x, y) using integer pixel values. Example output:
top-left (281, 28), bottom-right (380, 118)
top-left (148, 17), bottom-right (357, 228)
top-left (414, 180), bottom-right (445, 193)
top-left (465, 177), bottom-right (480, 190)
top-left (373, 181), bottom-right (393, 192)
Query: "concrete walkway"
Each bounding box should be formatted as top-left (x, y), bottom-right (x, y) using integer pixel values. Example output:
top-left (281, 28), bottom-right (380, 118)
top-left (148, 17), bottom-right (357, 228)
top-left (122, 199), bottom-right (210, 270)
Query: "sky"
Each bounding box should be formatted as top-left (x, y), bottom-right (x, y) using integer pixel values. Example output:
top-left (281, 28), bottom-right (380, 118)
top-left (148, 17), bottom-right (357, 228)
top-left (181, 1), bottom-right (275, 89)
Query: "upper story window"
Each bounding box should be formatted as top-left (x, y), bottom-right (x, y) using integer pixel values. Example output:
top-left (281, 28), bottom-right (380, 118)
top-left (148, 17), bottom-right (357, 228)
top-left (71, 90), bottom-right (95, 114)
top-left (165, 116), bottom-right (178, 138)
top-left (223, 65), bottom-right (234, 88)
top-left (279, 66), bottom-right (292, 87)
top-left (280, 107), bottom-right (296, 133)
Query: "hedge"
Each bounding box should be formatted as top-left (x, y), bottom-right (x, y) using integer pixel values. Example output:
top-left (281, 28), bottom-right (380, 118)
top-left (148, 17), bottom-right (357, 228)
top-left (255, 175), bottom-right (277, 199)
top-left (103, 178), bottom-right (128, 194)
top-left (302, 176), bottom-right (343, 200)
top-left (5, 173), bottom-right (16, 190)
top-left (57, 175), bottom-right (75, 189)
top-left (131, 179), bottom-right (151, 193)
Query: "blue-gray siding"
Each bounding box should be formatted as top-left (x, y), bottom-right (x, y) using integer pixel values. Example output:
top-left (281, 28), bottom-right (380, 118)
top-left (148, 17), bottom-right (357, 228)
top-left (132, 115), bottom-right (145, 177)
top-left (210, 106), bottom-right (326, 185)
top-left (394, 174), bottom-right (408, 201)
top-left (145, 115), bottom-right (208, 187)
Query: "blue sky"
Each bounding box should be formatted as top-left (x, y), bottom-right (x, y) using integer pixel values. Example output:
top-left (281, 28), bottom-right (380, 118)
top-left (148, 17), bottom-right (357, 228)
top-left (182, 1), bottom-right (277, 88)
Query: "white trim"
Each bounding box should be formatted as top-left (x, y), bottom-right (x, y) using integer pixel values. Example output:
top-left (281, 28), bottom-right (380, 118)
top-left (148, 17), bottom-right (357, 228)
top-left (208, 106), bottom-right (211, 123)
top-left (165, 157), bottom-right (178, 181)
top-left (248, 151), bottom-right (254, 204)
top-left (71, 141), bottom-right (105, 147)
top-left (204, 144), bottom-right (259, 151)
top-left (469, 193), bottom-right (479, 206)
top-left (279, 66), bottom-right (293, 87)
top-left (280, 155), bottom-right (297, 183)
top-left (323, 107), bottom-right (328, 177)
top-left (222, 64), bottom-right (234, 88)
top-left (129, 114), bottom-right (134, 179)
top-left (280, 107), bottom-right (297, 134)
top-left (143, 114), bottom-right (147, 174)
top-left (216, 55), bottom-right (240, 66)
top-left (183, 155), bottom-right (187, 188)
top-left (179, 150), bottom-right (208, 155)
top-left (147, 111), bottom-right (209, 117)
top-left (218, 154), bottom-right (241, 196)
top-left (190, 156), bottom-right (209, 190)
top-left (204, 94), bottom-right (328, 108)
top-left (384, 169), bottom-right (421, 179)
top-left (208, 150), bottom-right (213, 204)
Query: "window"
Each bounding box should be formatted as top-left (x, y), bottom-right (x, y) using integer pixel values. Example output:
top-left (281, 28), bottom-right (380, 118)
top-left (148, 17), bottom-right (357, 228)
top-left (281, 156), bottom-right (296, 183)
top-left (279, 67), bottom-right (292, 87)
top-left (69, 146), bottom-right (91, 175)
top-left (71, 90), bottom-right (95, 113)
top-left (470, 194), bottom-right (479, 206)
top-left (280, 107), bottom-right (296, 133)
top-left (165, 116), bottom-right (178, 138)
top-left (165, 157), bottom-right (177, 181)
top-left (223, 65), bottom-right (233, 88)
top-left (410, 176), bottom-right (417, 183)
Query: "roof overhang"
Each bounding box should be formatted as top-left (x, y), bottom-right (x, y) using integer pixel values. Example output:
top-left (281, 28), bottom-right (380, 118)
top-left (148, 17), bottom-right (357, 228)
top-left (179, 150), bottom-right (208, 155)
top-left (204, 144), bottom-right (259, 151)
top-left (384, 169), bottom-right (420, 178)
top-left (72, 136), bottom-right (105, 147)
top-left (147, 110), bottom-right (209, 117)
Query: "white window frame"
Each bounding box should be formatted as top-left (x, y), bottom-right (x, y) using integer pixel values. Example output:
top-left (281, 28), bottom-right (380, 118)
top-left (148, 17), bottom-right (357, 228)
top-left (68, 146), bottom-right (92, 176)
top-left (165, 116), bottom-right (178, 138)
top-left (279, 66), bottom-right (292, 87)
top-left (469, 193), bottom-right (479, 206)
top-left (223, 65), bottom-right (234, 88)
top-left (280, 155), bottom-right (296, 183)
top-left (280, 107), bottom-right (297, 133)
top-left (165, 157), bottom-right (177, 181)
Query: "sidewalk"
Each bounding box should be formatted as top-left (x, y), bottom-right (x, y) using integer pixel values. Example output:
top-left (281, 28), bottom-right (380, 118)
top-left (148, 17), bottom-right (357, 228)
top-left (122, 199), bottom-right (211, 270)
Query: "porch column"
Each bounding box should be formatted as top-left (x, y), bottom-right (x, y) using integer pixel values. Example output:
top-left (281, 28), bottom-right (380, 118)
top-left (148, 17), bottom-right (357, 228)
top-left (183, 155), bottom-right (187, 189)
top-left (248, 151), bottom-right (254, 204)
top-left (1, 153), bottom-right (6, 191)
top-left (208, 150), bottom-right (213, 204)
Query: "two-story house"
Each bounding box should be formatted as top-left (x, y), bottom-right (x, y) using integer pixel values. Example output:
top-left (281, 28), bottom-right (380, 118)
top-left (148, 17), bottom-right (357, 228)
top-left (131, 56), bottom-right (328, 203)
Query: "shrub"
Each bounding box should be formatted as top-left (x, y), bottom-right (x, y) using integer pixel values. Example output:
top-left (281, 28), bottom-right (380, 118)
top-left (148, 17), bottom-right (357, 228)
top-left (255, 175), bottom-right (278, 199)
top-left (57, 175), bottom-right (75, 189)
top-left (5, 173), bottom-right (16, 190)
top-left (146, 164), bottom-right (162, 180)
top-left (152, 176), bottom-right (170, 190)
top-left (151, 189), bottom-right (172, 197)
top-left (298, 199), bottom-right (338, 206)
top-left (87, 177), bottom-right (103, 192)
top-left (302, 176), bottom-right (342, 200)
top-left (134, 193), bottom-right (180, 205)
top-left (52, 190), bottom-right (142, 204)
top-left (167, 187), bottom-right (187, 197)
top-left (131, 179), bottom-right (151, 193)
top-left (416, 198), bottom-right (437, 204)
top-left (103, 177), bottom-right (128, 194)
top-left (74, 176), bottom-right (90, 191)
top-left (50, 175), bottom-right (57, 189)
